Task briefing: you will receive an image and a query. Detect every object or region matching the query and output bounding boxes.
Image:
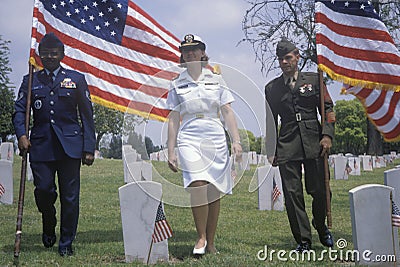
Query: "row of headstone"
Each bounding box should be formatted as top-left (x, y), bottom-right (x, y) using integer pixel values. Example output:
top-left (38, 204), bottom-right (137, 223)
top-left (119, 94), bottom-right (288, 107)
top-left (0, 142), bottom-right (14, 205)
top-left (149, 149), bottom-right (168, 162)
top-left (149, 149), bottom-right (270, 169)
top-left (257, 164), bottom-right (284, 211)
top-left (329, 153), bottom-right (399, 180)
top-left (122, 145), bottom-right (152, 183)
top-left (349, 167), bottom-right (400, 265)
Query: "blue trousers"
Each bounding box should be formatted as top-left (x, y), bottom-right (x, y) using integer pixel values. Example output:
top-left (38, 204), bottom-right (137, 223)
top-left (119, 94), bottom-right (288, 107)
top-left (31, 158), bottom-right (81, 249)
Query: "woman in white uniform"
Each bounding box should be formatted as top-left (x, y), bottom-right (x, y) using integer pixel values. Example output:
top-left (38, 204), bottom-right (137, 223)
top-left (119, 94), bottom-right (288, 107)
top-left (167, 34), bottom-right (242, 255)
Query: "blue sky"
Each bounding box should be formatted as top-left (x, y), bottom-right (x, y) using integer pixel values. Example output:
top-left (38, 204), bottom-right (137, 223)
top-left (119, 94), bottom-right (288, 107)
top-left (0, 0), bottom-right (352, 145)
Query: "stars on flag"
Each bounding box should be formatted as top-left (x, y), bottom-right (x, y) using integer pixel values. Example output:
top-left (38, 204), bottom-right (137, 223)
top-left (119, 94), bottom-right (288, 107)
top-left (41, 0), bottom-right (126, 42)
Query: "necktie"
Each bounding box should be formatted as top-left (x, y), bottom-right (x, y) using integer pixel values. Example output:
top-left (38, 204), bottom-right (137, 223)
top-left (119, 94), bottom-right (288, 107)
top-left (48, 72), bottom-right (54, 85)
top-left (287, 77), bottom-right (295, 89)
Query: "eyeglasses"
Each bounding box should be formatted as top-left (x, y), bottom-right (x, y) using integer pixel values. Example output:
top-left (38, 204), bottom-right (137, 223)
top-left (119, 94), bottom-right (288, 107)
top-left (39, 49), bottom-right (63, 58)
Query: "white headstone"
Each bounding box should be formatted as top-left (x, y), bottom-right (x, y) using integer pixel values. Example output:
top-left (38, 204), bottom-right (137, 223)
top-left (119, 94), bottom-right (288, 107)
top-left (238, 153), bottom-right (250, 171)
top-left (249, 151), bottom-right (257, 165)
top-left (125, 162), bottom-right (143, 183)
top-left (333, 155), bottom-right (348, 180)
top-left (0, 160), bottom-right (13, 204)
top-left (0, 142), bottom-right (14, 162)
top-left (119, 181), bottom-right (169, 264)
top-left (348, 157), bottom-right (361, 176)
top-left (123, 151), bottom-right (138, 183)
top-left (372, 156), bottom-right (381, 168)
top-left (360, 155), bottom-right (373, 171)
top-left (257, 164), bottom-right (284, 211)
top-left (141, 161), bottom-right (153, 181)
top-left (349, 184), bottom-right (399, 266)
top-left (384, 169), bottom-right (400, 203)
top-left (379, 156), bottom-right (386, 168)
top-left (257, 154), bottom-right (266, 165)
top-left (158, 150), bottom-right (167, 162)
top-left (27, 158), bottom-right (34, 182)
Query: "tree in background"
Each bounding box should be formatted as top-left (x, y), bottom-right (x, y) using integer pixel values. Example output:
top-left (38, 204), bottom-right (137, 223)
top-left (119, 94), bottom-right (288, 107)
top-left (126, 130), bottom-right (148, 160)
top-left (145, 136), bottom-right (161, 157)
top-left (93, 103), bottom-right (124, 150)
top-left (238, 129), bottom-right (257, 152)
top-left (100, 134), bottom-right (122, 159)
top-left (0, 35), bottom-right (15, 142)
top-left (241, 0), bottom-right (400, 155)
top-left (332, 99), bottom-right (367, 155)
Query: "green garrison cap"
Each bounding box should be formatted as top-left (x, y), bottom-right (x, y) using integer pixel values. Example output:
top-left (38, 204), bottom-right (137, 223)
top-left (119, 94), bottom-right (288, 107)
top-left (276, 38), bottom-right (297, 58)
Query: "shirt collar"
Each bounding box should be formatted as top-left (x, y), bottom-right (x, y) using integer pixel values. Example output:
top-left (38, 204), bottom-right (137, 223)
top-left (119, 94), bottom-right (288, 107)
top-left (179, 67), bottom-right (213, 82)
top-left (45, 66), bottom-right (61, 77)
top-left (283, 71), bottom-right (298, 85)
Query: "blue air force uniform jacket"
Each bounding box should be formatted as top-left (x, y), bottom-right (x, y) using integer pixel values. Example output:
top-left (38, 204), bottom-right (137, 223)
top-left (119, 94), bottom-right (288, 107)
top-left (13, 68), bottom-right (96, 162)
top-left (265, 72), bottom-right (335, 164)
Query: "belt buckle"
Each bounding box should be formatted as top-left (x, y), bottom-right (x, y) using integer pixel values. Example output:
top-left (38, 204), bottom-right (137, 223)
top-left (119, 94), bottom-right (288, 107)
top-left (296, 113), bottom-right (301, 122)
top-left (196, 114), bottom-right (204, 118)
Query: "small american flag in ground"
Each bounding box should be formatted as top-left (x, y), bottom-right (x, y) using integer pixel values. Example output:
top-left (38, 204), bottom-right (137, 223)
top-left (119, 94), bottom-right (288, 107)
top-left (272, 177), bottom-right (281, 204)
top-left (152, 202), bottom-right (173, 243)
top-left (392, 201), bottom-right (400, 227)
top-left (0, 183), bottom-right (5, 197)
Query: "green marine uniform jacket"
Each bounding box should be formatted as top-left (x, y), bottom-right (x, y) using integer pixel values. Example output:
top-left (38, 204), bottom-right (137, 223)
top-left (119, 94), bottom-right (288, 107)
top-left (265, 72), bottom-right (335, 164)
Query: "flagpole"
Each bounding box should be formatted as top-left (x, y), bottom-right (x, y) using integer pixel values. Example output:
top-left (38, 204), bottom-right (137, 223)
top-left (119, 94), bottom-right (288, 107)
top-left (14, 63), bottom-right (34, 259)
top-left (146, 239), bottom-right (154, 265)
top-left (318, 69), bottom-right (332, 229)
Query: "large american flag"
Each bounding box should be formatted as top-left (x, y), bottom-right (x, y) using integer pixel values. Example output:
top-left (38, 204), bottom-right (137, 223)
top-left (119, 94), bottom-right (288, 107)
top-left (315, 0), bottom-right (400, 142)
top-left (30, 0), bottom-right (181, 121)
top-left (315, 0), bottom-right (400, 92)
top-left (344, 85), bottom-right (400, 142)
top-left (152, 202), bottom-right (173, 243)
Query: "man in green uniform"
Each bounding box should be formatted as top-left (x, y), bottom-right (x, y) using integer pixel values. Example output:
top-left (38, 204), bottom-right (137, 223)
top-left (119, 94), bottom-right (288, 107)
top-left (265, 38), bottom-right (335, 252)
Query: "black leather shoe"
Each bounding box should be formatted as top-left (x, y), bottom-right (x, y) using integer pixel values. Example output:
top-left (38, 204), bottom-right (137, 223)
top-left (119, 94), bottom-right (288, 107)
top-left (318, 228), bottom-right (334, 247)
top-left (59, 246), bottom-right (73, 256)
top-left (295, 242), bottom-right (311, 253)
top-left (312, 219), bottom-right (334, 247)
top-left (42, 233), bottom-right (56, 248)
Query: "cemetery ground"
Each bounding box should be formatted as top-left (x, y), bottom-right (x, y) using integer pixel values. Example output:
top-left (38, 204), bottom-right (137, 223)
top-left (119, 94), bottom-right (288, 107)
top-left (1, 157), bottom-right (399, 267)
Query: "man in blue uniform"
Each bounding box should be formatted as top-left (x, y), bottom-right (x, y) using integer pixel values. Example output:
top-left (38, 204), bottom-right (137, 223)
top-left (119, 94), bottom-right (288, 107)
top-left (13, 33), bottom-right (96, 256)
top-left (265, 38), bottom-right (335, 252)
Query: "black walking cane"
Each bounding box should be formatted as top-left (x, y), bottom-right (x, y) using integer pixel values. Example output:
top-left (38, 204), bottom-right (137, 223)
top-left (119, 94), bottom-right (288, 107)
top-left (318, 69), bottom-right (332, 229)
top-left (14, 63), bottom-right (34, 260)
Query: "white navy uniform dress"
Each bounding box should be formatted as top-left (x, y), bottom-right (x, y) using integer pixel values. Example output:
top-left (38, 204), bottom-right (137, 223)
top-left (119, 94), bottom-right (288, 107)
top-left (167, 68), bottom-right (234, 194)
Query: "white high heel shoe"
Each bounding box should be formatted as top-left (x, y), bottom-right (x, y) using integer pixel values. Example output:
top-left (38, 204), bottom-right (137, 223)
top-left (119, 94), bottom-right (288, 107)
top-left (193, 240), bottom-right (207, 255)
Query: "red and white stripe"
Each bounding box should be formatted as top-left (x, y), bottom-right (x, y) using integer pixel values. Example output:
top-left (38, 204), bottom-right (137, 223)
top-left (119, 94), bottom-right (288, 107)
top-left (30, 0), bottom-right (181, 121)
top-left (345, 85), bottom-right (400, 142)
top-left (152, 219), bottom-right (173, 243)
top-left (0, 183), bottom-right (5, 197)
top-left (315, 1), bottom-right (400, 92)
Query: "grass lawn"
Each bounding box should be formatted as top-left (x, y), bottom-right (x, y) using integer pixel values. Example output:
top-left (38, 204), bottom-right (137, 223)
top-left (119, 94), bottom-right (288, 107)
top-left (0, 157), bottom-right (399, 266)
